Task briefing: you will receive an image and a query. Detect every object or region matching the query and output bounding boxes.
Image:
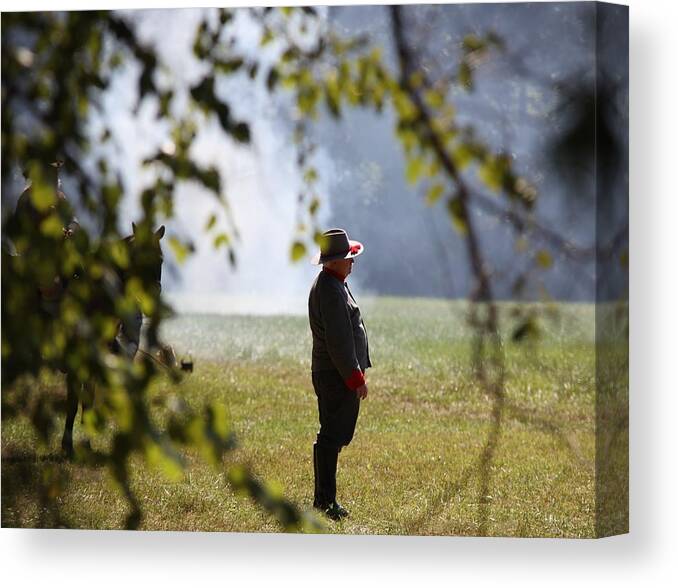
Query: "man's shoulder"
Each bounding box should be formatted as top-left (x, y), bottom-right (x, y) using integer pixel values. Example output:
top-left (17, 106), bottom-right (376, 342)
top-left (310, 271), bottom-right (345, 302)
top-left (317, 270), bottom-right (345, 292)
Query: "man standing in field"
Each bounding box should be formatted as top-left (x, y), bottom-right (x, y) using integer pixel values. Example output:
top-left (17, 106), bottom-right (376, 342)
top-left (308, 228), bottom-right (371, 520)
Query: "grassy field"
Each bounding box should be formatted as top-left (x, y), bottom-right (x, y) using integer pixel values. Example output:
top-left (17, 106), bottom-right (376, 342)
top-left (2, 297), bottom-right (602, 537)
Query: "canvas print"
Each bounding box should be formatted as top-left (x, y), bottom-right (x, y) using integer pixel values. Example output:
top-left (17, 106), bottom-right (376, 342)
top-left (1, 2), bottom-right (628, 537)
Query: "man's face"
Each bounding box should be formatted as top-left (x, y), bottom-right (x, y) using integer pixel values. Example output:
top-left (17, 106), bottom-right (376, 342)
top-left (341, 258), bottom-right (354, 277)
top-left (328, 257), bottom-right (354, 278)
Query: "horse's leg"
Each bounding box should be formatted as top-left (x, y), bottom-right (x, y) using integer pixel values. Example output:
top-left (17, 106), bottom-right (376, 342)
top-left (61, 372), bottom-right (79, 457)
top-left (80, 381), bottom-right (95, 452)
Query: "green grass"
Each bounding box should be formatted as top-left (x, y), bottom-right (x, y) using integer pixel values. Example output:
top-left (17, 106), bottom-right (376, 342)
top-left (2, 297), bottom-right (603, 536)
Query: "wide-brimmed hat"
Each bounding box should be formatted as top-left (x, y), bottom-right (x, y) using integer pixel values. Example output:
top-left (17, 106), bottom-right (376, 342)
top-left (311, 228), bottom-right (364, 265)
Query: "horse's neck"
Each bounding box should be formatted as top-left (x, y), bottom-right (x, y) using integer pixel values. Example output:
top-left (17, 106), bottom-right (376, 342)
top-left (118, 235), bottom-right (134, 283)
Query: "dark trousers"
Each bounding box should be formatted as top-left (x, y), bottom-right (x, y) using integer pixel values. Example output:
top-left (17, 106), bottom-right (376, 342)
top-left (312, 369), bottom-right (360, 508)
top-left (312, 369), bottom-right (360, 450)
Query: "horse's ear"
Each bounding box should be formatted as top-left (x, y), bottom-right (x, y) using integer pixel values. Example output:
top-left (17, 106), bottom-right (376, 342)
top-left (155, 225), bottom-right (166, 240)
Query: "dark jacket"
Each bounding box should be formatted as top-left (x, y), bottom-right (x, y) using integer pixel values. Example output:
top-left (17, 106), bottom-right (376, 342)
top-left (308, 269), bottom-right (371, 380)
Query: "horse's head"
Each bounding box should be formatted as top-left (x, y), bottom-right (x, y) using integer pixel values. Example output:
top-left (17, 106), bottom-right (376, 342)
top-left (127, 223), bottom-right (165, 295)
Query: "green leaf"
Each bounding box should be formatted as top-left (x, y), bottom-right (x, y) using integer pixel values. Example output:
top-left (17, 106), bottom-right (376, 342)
top-left (190, 76), bottom-right (250, 143)
top-left (213, 233), bottom-right (230, 249)
top-left (205, 213), bottom-right (217, 231)
top-left (266, 68), bottom-right (279, 92)
top-left (535, 250), bottom-right (553, 269)
top-left (406, 157), bottom-right (424, 185)
top-left (228, 464), bottom-right (247, 488)
top-left (478, 155), bottom-right (509, 193)
top-left (145, 441), bottom-right (184, 482)
top-left (463, 34), bottom-right (485, 52)
top-left (297, 84), bottom-right (321, 116)
top-left (324, 76), bottom-right (341, 118)
top-left (232, 122), bottom-right (250, 143)
top-left (452, 144), bottom-right (474, 170)
top-left (446, 196), bottom-right (468, 234)
top-left (199, 167), bottom-right (221, 193)
top-left (303, 168), bottom-right (318, 184)
top-left (110, 240), bottom-right (130, 269)
top-left (39, 213), bottom-right (63, 238)
top-left (169, 236), bottom-right (189, 264)
top-left (290, 241), bottom-right (306, 262)
top-left (424, 89), bottom-right (444, 109)
top-left (126, 278), bottom-right (155, 316)
top-left (458, 61), bottom-right (473, 91)
top-left (396, 126), bottom-right (418, 155)
top-left (215, 58), bottom-right (244, 74)
top-left (282, 48), bottom-right (300, 64)
top-left (393, 91), bottom-right (418, 122)
top-left (30, 181), bottom-right (56, 213)
top-left (207, 402), bottom-right (231, 441)
top-left (260, 28), bottom-right (274, 46)
top-left (158, 90), bottom-right (173, 118)
top-left (426, 183), bottom-right (445, 206)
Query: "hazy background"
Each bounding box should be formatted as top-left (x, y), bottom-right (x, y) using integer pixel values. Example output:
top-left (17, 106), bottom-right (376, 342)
top-left (1, 2), bottom-right (629, 313)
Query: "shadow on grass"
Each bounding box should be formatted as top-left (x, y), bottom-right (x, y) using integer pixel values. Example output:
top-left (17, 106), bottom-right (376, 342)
top-left (2, 452), bottom-right (67, 465)
top-left (2, 446), bottom-right (110, 529)
top-left (2, 453), bottom-right (68, 528)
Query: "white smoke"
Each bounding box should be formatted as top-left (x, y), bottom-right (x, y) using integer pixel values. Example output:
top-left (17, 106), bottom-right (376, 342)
top-left (97, 7), bottom-right (333, 315)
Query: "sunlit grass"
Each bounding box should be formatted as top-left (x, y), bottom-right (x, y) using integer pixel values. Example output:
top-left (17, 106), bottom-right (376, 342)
top-left (2, 297), bottom-right (599, 536)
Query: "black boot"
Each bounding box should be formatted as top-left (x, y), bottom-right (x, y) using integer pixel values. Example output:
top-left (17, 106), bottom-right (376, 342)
top-left (315, 444), bottom-right (349, 520)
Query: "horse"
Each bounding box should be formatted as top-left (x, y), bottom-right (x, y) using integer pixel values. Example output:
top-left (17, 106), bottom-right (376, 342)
top-left (60, 224), bottom-right (166, 457)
